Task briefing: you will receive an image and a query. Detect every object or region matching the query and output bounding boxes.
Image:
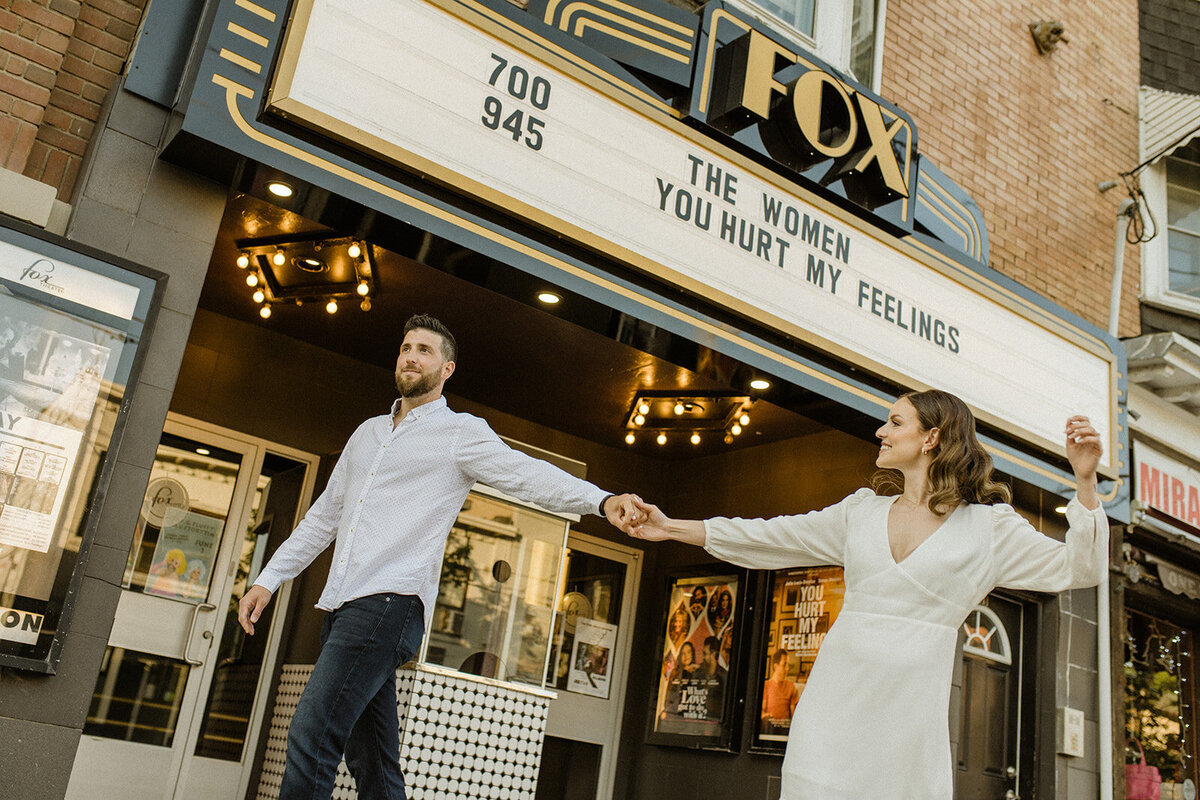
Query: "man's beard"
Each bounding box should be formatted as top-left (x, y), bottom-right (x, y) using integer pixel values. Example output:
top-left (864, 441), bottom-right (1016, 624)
top-left (396, 368), bottom-right (439, 398)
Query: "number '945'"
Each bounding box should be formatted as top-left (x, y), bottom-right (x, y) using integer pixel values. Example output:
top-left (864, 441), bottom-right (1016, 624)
top-left (481, 96), bottom-right (544, 151)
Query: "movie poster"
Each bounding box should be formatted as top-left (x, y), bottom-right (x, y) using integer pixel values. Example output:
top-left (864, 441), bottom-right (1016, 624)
top-left (568, 617), bottom-right (617, 698)
top-left (758, 565), bottom-right (846, 742)
top-left (652, 572), bottom-right (739, 739)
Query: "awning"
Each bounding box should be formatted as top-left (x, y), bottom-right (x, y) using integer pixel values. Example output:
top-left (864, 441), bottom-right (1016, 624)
top-left (1140, 85), bottom-right (1200, 165)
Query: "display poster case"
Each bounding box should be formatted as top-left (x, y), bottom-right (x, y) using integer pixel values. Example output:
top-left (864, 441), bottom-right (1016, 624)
top-left (0, 219), bottom-right (162, 673)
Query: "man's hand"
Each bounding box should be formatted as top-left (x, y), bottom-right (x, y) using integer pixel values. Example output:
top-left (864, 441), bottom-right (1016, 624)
top-left (603, 493), bottom-right (645, 532)
top-left (238, 584), bottom-right (273, 635)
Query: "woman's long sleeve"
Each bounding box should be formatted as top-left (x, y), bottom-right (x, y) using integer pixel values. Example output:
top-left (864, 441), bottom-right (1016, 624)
top-left (703, 488), bottom-right (872, 570)
top-left (990, 496), bottom-right (1109, 593)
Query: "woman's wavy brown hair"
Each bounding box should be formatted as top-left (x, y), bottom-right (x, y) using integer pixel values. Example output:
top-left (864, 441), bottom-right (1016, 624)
top-left (871, 389), bottom-right (1011, 514)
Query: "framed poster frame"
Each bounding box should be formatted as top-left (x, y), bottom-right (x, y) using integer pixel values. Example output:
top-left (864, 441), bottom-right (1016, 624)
top-left (0, 216), bottom-right (164, 673)
top-left (645, 565), bottom-right (746, 750)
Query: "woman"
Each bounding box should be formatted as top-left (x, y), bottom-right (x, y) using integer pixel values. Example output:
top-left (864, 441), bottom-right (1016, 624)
top-left (662, 640), bottom-right (698, 719)
top-left (627, 390), bottom-right (1108, 800)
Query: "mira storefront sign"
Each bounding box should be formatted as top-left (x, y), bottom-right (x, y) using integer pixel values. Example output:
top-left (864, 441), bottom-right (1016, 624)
top-left (1137, 442), bottom-right (1200, 531)
top-left (266, 0), bottom-right (1116, 471)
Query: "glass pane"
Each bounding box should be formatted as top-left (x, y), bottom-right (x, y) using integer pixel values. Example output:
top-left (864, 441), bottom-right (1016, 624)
top-left (122, 433), bottom-right (242, 604)
top-left (424, 492), bottom-right (568, 687)
top-left (1167, 183), bottom-right (1200, 233)
top-left (751, 0), bottom-right (815, 37)
top-left (546, 549), bottom-right (626, 697)
top-left (84, 647), bottom-right (189, 747)
top-left (849, 0), bottom-right (878, 85)
top-left (194, 453), bottom-right (310, 760)
top-left (1124, 609), bottom-right (1198, 795)
top-left (1168, 230), bottom-right (1200, 297)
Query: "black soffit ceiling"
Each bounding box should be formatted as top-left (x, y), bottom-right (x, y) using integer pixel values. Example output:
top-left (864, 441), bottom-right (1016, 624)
top-left (200, 187), bottom-right (849, 456)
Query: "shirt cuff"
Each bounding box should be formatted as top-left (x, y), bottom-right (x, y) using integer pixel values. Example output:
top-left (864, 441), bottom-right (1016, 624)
top-left (252, 570), bottom-right (284, 595)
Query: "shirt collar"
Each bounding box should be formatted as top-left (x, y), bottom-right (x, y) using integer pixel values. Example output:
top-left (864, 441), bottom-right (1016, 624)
top-left (389, 395), bottom-right (448, 420)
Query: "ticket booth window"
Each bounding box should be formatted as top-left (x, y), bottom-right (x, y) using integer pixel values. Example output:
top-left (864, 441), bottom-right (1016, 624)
top-left (423, 490), bottom-right (570, 686)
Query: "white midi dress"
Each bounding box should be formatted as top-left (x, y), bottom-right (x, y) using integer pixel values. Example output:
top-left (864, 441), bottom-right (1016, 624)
top-left (703, 488), bottom-right (1108, 800)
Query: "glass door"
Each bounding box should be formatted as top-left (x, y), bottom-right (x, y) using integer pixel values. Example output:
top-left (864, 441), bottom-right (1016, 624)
top-left (538, 533), bottom-right (641, 800)
top-left (66, 417), bottom-right (318, 800)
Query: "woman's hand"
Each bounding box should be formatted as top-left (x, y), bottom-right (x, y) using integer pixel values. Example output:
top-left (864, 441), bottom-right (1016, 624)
top-left (1065, 415), bottom-right (1102, 510)
top-left (627, 498), bottom-right (672, 540)
top-left (1064, 415), bottom-right (1102, 480)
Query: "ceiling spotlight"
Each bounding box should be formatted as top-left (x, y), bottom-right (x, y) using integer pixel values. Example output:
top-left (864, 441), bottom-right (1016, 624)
top-left (690, 432), bottom-right (701, 445)
top-left (537, 291), bottom-right (561, 305)
top-left (246, 273), bottom-right (259, 287)
top-left (750, 379), bottom-right (771, 390)
top-left (325, 299), bottom-right (338, 314)
top-left (272, 250), bottom-right (286, 266)
top-left (731, 423), bottom-right (742, 436)
top-left (673, 402), bottom-right (685, 415)
top-left (259, 305), bottom-right (272, 319)
top-left (656, 432), bottom-right (667, 445)
top-left (638, 402), bottom-right (650, 415)
top-left (347, 243), bottom-right (362, 259)
top-left (625, 432), bottom-right (636, 445)
top-left (634, 414), bottom-right (645, 426)
top-left (236, 253), bottom-right (249, 269)
top-left (739, 413), bottom-right (750, 426)
top-left (360, 298), bottom-right (372, 311)
top-left (252, 289), bottom-right (265, 303)
top-left (267, 181), bottom-right (294, 198)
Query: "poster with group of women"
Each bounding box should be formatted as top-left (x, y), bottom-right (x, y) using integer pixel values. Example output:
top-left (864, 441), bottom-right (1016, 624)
top-left (652, 572), bottom-right (739, 741)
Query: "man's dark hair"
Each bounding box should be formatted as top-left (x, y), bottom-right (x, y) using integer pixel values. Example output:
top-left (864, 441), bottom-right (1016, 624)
top-left (403, 314), bottom-right (457, 362)
top-left (704, 636), bottom-right (720, 654)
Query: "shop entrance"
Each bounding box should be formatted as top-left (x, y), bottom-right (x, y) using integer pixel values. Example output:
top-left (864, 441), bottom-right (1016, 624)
top-left (66, 415), bottom-right (319, 800)
top-left (956, 594), bottom-right (1030, 800)
top-left (538, 533), bottom-right (641, 800)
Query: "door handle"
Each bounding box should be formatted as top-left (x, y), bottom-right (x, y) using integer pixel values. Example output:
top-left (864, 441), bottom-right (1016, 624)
top-left (183, 602), bottom-right (217, 666)
top-left (1005, 791), bottom-right (1018, 800)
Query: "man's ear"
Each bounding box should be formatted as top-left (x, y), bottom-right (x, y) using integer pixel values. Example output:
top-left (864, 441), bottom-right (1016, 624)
top-left (442, 360), bottom-right (456, 381)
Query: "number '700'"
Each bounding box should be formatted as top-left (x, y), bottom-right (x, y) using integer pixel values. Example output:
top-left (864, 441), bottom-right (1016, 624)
top-left (481, 53), bottom-right (551, 151)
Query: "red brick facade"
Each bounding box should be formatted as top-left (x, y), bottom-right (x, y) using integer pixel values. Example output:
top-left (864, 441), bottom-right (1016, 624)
top-left (0, 0), bottom-right (145, 201)
top-left (881, 1), bottom-right (1142, 336)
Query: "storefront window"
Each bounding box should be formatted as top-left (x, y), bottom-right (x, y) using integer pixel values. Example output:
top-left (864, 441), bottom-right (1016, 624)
top-left (424, 491), bottom-right (570, 687)
top-left (1125, 609), bottom-right (1199, 796)
top-left (1167, 143), bottom-right (1200, 298)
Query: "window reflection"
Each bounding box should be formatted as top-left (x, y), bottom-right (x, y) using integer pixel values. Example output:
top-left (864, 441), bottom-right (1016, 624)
top-left (1125, 609), bottom-right (1198, 795)
top-left (425, 492), bottom-right (568, 686)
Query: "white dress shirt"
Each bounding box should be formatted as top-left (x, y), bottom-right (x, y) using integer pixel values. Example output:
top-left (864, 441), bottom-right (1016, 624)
top-left (254, 396), bottom-right (609, 627)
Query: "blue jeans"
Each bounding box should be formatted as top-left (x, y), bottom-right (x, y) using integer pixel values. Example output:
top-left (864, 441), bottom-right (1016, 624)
top-left (279, 593), bottom-right (425, 800)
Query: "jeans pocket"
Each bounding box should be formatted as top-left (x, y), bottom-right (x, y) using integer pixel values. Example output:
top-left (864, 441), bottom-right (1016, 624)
top-left (394, 596), bottom-right (426, 666)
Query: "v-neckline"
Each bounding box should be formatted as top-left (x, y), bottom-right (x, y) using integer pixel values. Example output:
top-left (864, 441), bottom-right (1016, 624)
top-left (885, 496), bottom-right (960, 566)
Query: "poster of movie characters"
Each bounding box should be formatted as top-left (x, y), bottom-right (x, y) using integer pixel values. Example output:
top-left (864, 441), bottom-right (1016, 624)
top-left (653, 573), bottom-right (738, 737)
top-left (758, 566), bottom-right (846, 742)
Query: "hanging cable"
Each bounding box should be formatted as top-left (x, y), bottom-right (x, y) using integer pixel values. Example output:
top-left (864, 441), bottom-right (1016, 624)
top-left (1119, 171), bottom-right (1157, 244)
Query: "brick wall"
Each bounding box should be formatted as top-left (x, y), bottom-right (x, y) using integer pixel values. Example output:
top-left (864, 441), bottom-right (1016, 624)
top-left (0, 0), bottom-right (146, 202)
top-left (882, 1), bottom-right (1142, 336)
top-left (1142, 0), bottom-right (1200, 95)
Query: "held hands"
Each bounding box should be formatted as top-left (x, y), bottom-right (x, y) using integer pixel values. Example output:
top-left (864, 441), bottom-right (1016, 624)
top-left (237, 584), bottom-right (273, 635)
top-left (603, 493), bottom-right (647, 532)
top-left (626, 498), bottom-right (672, 541)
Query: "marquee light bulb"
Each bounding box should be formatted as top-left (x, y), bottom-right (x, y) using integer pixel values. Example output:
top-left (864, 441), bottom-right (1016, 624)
top-left (731, 423), bottom-right (742, 436)
top-left (625, 432), bottom-right (635, 445)
top-left (656, 432), bottom-right (666, 445)
top-left (690, 432), bottom-right (701, 445)
top-left (272, 250), bottom-right (286, 266)
top-left (326, 299), bottom-right (338, 314)
top-left (236, 254), bottom-right (249, 268)
top-left (357, 281), bottom-right (370, 296)
top-left (252, 289), bottom-right (265, 303)
top-left (634, 414), bottom-right (645, 426)
top-left (347, 243), bottom-right (362, 259)
top-left (739, 413), bottom-right (750, 426)
top-left (259, 305), bottom-right (272, 319)
top-left (638, 402), bottom-right (650, 415)
top-left (245, 273), bottom-right (258, 287)
top-left (674, 402), bottom-right (684, 415)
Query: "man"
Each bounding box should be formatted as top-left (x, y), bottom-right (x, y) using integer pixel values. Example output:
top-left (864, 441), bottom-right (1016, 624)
top-left (238, 314), bottom-right (639, 800)
top-left (699, 635), bottom-right (728, 721)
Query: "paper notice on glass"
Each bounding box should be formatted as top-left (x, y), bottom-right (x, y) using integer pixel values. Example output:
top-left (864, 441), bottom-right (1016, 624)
top-left (145, 511), bottom-right (224, 601)
top-left (0, 415), bottom-right (83, 553)
top-left (568, 617), bottom-right (617, 698)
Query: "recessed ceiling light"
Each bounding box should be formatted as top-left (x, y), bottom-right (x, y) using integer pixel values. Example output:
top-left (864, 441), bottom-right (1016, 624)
top-left (537, 291), bottom-right (561, 304)
top-left (750, 379), bottom-right (771, 390)
top-left (267, 181), bottom-right (294, 198)
top-left (195, 448), bottom-right (210, 455)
